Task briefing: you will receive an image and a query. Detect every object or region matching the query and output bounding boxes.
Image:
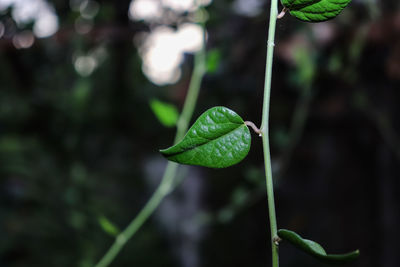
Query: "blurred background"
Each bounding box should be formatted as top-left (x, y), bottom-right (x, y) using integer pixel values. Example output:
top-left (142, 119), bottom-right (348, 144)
top-left (1, 0), bottom-right (399, 266)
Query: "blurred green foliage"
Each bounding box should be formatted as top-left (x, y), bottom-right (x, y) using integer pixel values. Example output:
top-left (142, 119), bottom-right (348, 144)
top-left (98, 215), bottom-right (120, 237)
top-left (150, 99), bottom-right (179, 128)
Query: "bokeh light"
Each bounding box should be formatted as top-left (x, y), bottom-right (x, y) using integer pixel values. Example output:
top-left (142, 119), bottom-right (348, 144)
top-left (129, 0), bottom-right (210, 85)
top-left (139, 24), bottom-right (204, 85)
top-left (129, 0), bottom-right (163, 21)
top-left (0, 22), bottom-right (4, 38)
top-left (232, 0), bottom-right (265, 17)
top-left (79, 0), bottom-right (99, 19)
top-left (0, 0), bottom-right (59, 38)
top-left (73, 46), bottom-right (108, 77)
top-left (12, 30), bottom-right (34, 49)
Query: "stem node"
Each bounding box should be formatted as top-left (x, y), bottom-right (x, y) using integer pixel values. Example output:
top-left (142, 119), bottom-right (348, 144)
top-left (273, 236), bottom-right (282, 246)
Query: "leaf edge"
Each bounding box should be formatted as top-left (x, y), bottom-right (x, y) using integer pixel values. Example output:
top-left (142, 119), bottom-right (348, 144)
top-left (278, 229), bottom-right (360, 264)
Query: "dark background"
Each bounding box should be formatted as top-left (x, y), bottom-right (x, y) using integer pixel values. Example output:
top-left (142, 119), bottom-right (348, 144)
top-left (1, 0), bottom-right (399, 266)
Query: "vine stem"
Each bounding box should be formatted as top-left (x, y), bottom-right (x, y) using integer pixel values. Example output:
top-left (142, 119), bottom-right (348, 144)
top-left (260, 0), bottom-right (279, 267)
top-left (94, 26), bottom-right (206, 267)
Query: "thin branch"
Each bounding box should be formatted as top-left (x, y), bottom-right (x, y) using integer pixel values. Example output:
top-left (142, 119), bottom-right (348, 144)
top-left (94, 13), bottom-right (207, 267)
top-left (261, 0), bottom-right (280, 266)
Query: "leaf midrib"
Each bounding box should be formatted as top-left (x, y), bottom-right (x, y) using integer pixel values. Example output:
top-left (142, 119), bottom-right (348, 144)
top-left (285, 0), bottom-right (348, 11)
top-left (164, 123), bottom-right (246, 158)
top-left (285, 0), bottom-right (322, 10)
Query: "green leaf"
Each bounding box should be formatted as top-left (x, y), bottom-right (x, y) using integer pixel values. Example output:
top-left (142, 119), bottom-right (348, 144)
top-left (98, 216), bottom-right (120, 237)
top-left (150, 99), bottom-right (179, 128)
top-left (278, 229), bottom-right (360, 264)
top-left (281, 0), bottom-right (351, 22)
top-left (160, 106), bottom-right (251, 168)
top-left (206, 49), bottom-right (221, 74)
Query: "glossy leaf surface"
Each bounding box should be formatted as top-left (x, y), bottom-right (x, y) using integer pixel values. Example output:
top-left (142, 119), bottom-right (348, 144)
top-left (160, 106), bottom-right (251, 168)
top-left (278, 229), bottom-right (360, 264)
top-left (281, 0), bottom-right (351, 22)
top-left (150, 99), bottom-right (179, 127)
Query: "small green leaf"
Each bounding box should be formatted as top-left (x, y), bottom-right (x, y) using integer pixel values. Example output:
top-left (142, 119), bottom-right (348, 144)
top-left (160, 106), bottom-right (251, 168)
top-left (206, 49), bottom-right (221, 74)
top-left (278, 229), bottom-right (360, 264)
top-left (281, 0), bottom-right (351, 22)
top-left (98, 216), bottom-right (120, 237)
top-left (150, 99), bottom-right (179, 128)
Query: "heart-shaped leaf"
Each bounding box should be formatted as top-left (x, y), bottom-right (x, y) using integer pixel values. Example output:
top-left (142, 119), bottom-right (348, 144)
top-left (281, 0), bottom-right (351, 22)
top-left (278, 229), bottom-right (360, 264)
top-left (160, 106), bottom-right (251, 168)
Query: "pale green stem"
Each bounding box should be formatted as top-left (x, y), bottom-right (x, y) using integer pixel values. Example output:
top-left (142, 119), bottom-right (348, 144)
top-left (94, 28), bottom-right (206, 267)
top-left (260, 0), bottom-right (279, 267)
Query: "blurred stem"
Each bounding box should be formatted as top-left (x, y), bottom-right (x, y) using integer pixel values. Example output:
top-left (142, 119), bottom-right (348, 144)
top-left (94, 26), bottom-right (206, 267)
top-left (370, 110), bottom-right (400, 162)
top-left (260, 0), bottom-right (279, 267)
top-left (277, 85), bottom-right (313, 180)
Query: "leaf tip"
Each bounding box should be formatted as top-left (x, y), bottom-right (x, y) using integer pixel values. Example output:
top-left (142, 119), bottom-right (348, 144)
top-left (159, 147), bottom-right (169, 156)
top-left (278, 229), bottom-right (360, 264)
top-left (354, 249), bottom-right (361, 256)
